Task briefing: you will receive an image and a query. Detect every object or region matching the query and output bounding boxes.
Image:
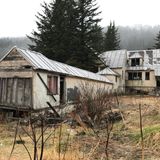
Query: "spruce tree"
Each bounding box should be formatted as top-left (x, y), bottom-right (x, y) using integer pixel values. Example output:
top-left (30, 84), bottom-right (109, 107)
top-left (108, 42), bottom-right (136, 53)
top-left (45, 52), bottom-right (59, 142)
top-left (73, 0), bottom-right (103, 72)
top-left (154, 31), bottom-right (160, 49)
top-left (28, 0), bottom-right (78, 63)
top-left (28, 0), bottom-right (103, 72)
top-left (104, 22), bottom-right (120, 51)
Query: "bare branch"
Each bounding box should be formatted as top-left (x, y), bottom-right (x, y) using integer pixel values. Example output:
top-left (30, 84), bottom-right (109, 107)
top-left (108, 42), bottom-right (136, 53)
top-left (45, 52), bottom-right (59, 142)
top-left (19, 135), bottom-right (32, 160)
top-left (9, 119), bottom-right (20, 160)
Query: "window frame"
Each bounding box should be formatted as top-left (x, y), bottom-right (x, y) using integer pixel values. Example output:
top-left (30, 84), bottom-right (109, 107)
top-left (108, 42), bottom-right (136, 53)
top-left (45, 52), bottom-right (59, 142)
top-left (128, 72), bottom-right (142, 80)
top-left (131, 58), bottom-right (140, 66)
top-left (145, 72), bottom-right (150, 80)
top-left (47, 75), bottom-right (58, 95)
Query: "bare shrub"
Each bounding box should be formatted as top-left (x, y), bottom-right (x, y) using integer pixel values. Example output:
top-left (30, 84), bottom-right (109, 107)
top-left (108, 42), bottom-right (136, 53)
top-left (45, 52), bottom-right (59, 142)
top-left (75, 82), bottom-right (116, 128)
top-left (73, 82), bottom-right (122, 160)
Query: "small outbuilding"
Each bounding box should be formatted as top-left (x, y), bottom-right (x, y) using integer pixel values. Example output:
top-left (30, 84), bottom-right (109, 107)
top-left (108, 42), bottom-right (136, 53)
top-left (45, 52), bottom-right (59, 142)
top-left (97, 67), bottom-right (120, 92)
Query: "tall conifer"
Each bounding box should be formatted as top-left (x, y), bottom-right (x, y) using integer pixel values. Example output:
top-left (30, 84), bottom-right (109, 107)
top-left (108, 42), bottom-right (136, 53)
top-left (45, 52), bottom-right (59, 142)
top-left (28, 0), bottom-right (103, 72)
top-left (104, 22), bottom-right (120, 51)
top-left (28, 0), bottom-right (78, 62)
top-left (154, 31), bottom-right (160, 49)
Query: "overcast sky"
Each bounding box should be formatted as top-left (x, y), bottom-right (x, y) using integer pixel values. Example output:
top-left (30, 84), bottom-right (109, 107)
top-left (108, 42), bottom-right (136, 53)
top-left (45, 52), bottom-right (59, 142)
top-left (0, 0), bottom-right (160, 37)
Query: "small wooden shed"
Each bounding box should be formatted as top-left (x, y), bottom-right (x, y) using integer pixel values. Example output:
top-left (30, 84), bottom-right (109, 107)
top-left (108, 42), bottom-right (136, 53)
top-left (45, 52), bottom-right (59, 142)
top-left (0, 47), bottom-right (113, 114)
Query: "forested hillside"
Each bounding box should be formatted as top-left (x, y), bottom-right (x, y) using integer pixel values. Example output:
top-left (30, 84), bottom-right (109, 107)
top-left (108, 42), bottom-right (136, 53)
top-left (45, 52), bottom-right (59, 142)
top-left (118, 25), bottom-right (160, 50)
top-left (0, 25), bottom-right (160, 58)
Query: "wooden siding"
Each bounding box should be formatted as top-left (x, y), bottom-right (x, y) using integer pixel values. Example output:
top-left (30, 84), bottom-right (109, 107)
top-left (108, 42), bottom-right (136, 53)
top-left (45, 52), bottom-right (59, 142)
top-left (0, 71), bottom-right (33, 78)
top-left (0, 78), bottom-right (32, 109)
top-left (0, 48), bottom-right (32, 69)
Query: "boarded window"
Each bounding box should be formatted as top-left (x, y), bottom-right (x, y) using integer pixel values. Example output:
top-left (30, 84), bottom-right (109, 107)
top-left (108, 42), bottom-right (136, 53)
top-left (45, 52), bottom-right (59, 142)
top-left (128, 72), bottom-right (142, 80)
top-left (0, 78), bottom-right (32, 108)
top-left (145, 72), bottom-right (150, 80)
top-left (47, 76), bottom-right (58, 95)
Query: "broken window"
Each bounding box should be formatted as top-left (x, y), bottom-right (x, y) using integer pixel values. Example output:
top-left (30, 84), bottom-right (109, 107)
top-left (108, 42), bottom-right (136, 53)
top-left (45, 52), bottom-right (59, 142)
top-left (131, 58), bottom-right (140, 66)
top-left (128, 72), bottom-right (142, 80)
top-left (47, 76), bottom-right (58, 95)
top-left (145, 72), bottom-right (150, 80)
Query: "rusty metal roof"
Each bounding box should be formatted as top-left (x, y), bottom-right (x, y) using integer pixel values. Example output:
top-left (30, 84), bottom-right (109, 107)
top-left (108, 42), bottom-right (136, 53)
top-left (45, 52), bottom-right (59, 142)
top-left (2, 47), bottom-right (111, 84)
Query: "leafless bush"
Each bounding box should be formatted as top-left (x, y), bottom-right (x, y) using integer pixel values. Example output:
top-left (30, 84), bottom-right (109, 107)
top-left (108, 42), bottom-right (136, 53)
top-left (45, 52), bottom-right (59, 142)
top-left (73, 83), bottom-right (122, 160)
top-left (9, 112), bottom-right (61, 160)
top-left (75, 82), bottom-right (116, 128)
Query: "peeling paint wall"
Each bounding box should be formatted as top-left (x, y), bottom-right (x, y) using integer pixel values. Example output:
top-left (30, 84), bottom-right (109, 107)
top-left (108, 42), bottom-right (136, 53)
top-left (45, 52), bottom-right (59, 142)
top-left (103, 75), bottom-right (120, 91)
top-left (32, 72), bottom-right (60, 110)
top-left (126, 70), bottom-right (156, 89)
top-left (112, 68), bottom-right (126, 92)
top-left (65, 77), bottom-right (113, 103)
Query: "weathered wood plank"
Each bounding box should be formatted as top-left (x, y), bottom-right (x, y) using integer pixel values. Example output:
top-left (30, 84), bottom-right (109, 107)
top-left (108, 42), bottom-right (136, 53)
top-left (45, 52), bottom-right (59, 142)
top-left (6, 79), bottom-right (12, 104)
top-left (12, 78), bottom-right (17, 104)
top-left (4, 78), bottom-right (8, 103)
top-left (24, 78), bottom-right (32, 107)
top-left (0, 77), bottom-right (32, 109)
top-left (0, 71), bottom-right (33, 78)
top-left (0, 60), bottom-right (31, 67)
top-left (0, 78), bottom-right (2, 103)
top-left (17, 79), bottom-right (24, 106)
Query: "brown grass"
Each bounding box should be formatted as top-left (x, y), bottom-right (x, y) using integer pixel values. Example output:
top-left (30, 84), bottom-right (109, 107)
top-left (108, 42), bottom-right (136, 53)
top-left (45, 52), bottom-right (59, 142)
top-left (1, 95), bottom-right (160, 159)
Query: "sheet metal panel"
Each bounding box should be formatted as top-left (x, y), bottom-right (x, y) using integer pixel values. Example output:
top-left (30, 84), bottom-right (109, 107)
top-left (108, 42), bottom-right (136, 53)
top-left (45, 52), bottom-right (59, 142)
top-left (97, 67), bottom-right (118, 75)
top-left (100, 50), bottom-right (127, 68)
top-left (16, 48), bottom-right (111, 83)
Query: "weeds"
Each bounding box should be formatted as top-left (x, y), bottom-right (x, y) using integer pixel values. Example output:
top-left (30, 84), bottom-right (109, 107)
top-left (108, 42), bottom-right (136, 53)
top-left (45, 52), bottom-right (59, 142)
top-left (4, 94), bottom-right (160, 159)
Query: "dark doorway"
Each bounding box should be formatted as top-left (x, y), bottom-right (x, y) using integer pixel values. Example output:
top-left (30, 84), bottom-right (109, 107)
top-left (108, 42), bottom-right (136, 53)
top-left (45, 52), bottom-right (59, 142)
top-left (60, 76), bottom-right (65, 104)
top-left (156, 77), bottom-right (160, 87)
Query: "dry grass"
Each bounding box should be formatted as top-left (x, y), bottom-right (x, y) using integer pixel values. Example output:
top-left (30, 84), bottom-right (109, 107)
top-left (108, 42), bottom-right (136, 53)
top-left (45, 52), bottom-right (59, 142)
top-left (1, 95), bottom-right (160, 159)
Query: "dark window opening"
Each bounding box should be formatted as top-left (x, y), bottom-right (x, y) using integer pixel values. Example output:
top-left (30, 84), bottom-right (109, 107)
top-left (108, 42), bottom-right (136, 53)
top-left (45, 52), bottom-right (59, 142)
top-left (131, 58), bottom-right (140, 66)
top-left (115, 76), bottom-right (117, 82)
top-left (23, 65), bottom-right (32, 69)
top-left (60, 77), bottom-right (65, 103)
top-left (47, 76), bottom-right (58, 95)
top-left (145, 72), bottom-right (150, 80)
top-left (128, 72), bottom-right (142, 80)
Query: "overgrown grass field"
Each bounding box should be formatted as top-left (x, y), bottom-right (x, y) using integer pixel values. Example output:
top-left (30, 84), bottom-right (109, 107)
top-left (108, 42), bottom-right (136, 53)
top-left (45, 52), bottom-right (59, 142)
top-left (1, 95), bottom-right (160, 159)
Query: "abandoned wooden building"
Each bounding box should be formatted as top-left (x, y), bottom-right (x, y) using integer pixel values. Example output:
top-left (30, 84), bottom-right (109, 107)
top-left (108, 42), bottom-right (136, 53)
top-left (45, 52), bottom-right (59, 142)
top-left (0, 47), bottom-right (113, 116)
top-left (100, 49), bottom-right (160, 93)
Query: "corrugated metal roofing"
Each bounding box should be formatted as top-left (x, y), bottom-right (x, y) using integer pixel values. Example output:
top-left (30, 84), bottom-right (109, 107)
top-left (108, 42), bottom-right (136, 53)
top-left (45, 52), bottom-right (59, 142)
top-left (1, 47), bottom-right (112, 84)
top-left (100, 50), bottom-right (127, 68)
top-left (97, 67), bottom-right (118, 76)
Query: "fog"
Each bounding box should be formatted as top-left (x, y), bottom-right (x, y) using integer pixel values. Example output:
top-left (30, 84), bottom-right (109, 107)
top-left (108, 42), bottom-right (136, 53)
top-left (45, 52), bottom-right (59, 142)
top-left (0, 25), bottom-right (159, 57)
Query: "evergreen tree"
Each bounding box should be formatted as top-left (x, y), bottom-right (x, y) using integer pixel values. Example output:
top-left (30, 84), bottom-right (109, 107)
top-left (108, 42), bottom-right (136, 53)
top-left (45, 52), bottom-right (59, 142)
top-left (73, 0), bottom-right (103, 72)
top-left (28, 0), bottom-right (78, 63)
top-left (104, 22), bottom-right (120, 51)
top-left (28, 0), bottom-right (103, 72)
top-left (154, 31), bottom-right (160, 49)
